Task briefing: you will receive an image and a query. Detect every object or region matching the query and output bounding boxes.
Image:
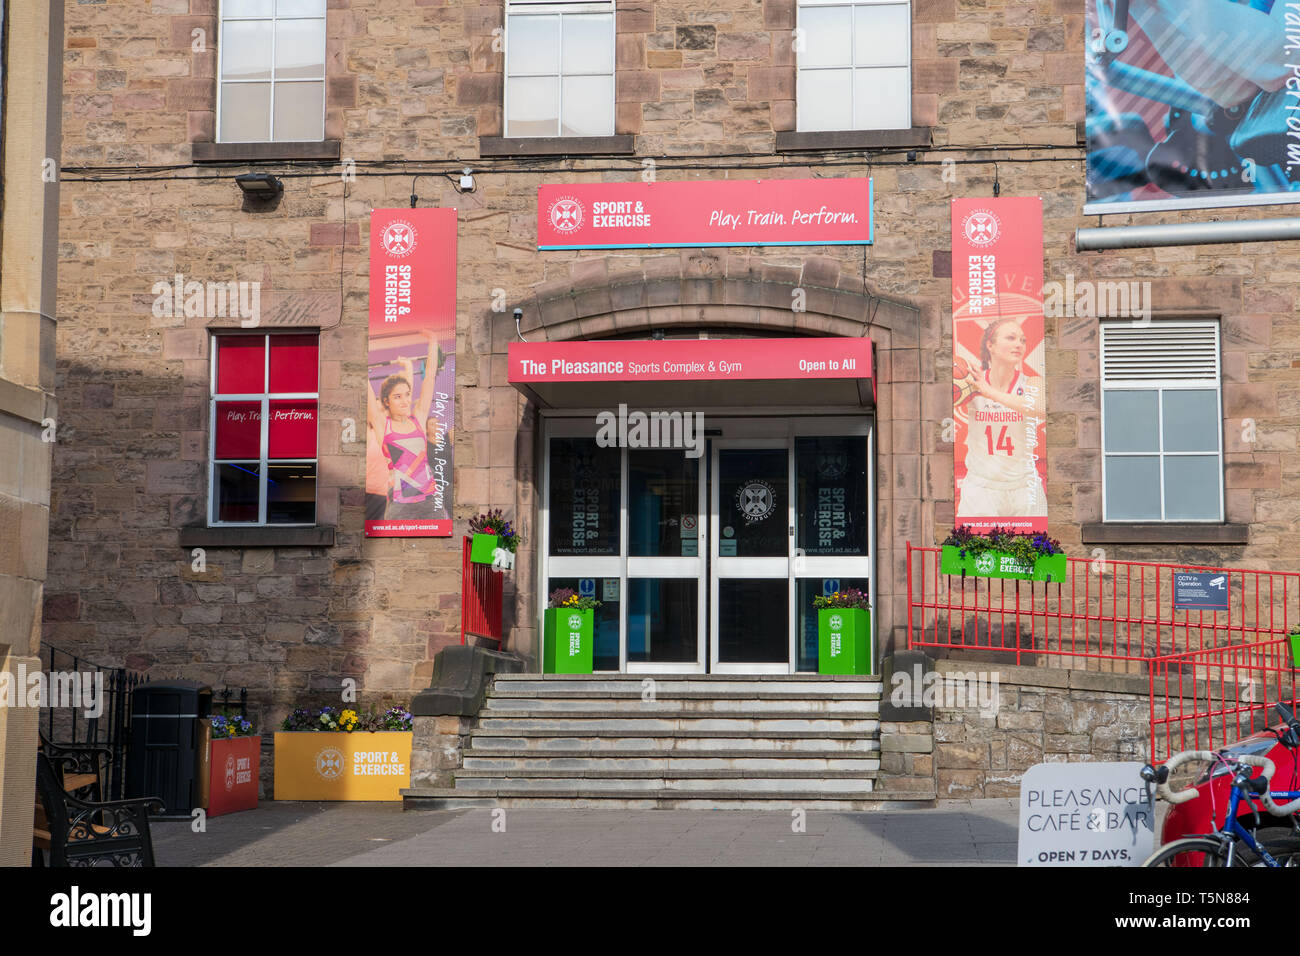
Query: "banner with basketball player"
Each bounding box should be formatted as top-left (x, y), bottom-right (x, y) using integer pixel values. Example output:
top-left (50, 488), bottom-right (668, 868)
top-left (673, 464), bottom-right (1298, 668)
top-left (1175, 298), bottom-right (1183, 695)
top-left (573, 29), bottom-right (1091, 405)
top-left (951, 197), bottom-right (1047, 534)
top-left (1085, 0), bottom-right (1300, 213)
top-left (365, 208), bottom-right (457, 537)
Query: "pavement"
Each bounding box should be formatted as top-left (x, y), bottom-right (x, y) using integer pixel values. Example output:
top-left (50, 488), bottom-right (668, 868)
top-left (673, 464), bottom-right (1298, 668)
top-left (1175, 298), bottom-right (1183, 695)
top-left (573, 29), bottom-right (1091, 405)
top-left (152, 798), bottom-right (1023, 866)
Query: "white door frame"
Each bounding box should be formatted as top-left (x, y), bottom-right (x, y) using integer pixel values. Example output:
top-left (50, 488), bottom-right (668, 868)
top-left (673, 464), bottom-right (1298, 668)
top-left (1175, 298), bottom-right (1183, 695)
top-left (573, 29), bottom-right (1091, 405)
top-left (710, 437), bottom-right (794, 674)
top-left (539, 411), bottom-right (876, 674)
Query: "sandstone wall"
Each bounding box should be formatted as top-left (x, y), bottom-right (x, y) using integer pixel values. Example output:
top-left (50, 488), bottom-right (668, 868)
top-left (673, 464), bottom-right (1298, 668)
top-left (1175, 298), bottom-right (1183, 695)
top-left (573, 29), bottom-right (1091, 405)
top-left (45, 0), bottom-right (1300, 726)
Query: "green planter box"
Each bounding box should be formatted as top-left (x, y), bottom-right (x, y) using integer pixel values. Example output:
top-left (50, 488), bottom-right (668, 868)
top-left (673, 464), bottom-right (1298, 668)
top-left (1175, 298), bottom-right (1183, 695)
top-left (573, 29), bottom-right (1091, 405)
top-left (940, 545), bottom-right (1067, 582)
top-left (544, 607), bottom-right (594, 674)
top-left (470, 533), bottom-right (499, 564)
top-left (818, 607), bottom-right (872, 676)
top-left (1289, 633), bottom-right (1300, 669)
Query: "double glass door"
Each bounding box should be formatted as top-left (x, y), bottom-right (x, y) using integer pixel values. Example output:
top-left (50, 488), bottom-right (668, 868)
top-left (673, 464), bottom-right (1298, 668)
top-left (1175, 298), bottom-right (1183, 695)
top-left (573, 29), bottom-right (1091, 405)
top-left (541, 417), bottom-right (873, 674)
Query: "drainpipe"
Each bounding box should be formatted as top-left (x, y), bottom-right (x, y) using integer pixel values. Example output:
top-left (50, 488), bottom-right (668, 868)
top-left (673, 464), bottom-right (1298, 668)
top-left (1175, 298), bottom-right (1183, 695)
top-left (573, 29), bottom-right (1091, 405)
top-left (1076, 216), bottom-right (1300, 251)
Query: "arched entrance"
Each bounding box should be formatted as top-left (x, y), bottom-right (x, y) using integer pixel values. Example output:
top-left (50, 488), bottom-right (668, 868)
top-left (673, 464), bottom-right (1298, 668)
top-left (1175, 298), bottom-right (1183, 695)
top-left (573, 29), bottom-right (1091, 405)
top-left (489, 263), bottom-right (922, 673)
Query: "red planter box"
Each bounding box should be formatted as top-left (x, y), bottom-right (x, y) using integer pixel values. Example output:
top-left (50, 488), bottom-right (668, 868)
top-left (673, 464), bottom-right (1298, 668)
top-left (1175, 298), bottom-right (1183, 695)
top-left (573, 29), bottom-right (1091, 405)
top-left (207, 735), bottom-right (260, 817)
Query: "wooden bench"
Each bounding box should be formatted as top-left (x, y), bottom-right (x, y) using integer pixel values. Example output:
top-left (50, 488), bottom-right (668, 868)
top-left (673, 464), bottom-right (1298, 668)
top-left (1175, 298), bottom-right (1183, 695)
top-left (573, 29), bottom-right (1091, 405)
top-left (40, 735), bottom-right (112, 801)
top-left (33, 751), bottom-right (163, 867)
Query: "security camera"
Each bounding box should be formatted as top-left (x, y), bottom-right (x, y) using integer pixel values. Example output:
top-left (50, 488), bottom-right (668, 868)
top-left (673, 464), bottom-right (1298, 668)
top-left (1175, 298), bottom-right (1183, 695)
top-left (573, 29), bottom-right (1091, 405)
top-left (513, 308), bottom-right (523, 320)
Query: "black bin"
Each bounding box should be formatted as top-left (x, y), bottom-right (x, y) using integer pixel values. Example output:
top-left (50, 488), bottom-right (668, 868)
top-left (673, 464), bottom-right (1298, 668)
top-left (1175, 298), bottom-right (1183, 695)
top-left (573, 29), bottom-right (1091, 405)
top-left (127, 681), bottom-right (212, 816)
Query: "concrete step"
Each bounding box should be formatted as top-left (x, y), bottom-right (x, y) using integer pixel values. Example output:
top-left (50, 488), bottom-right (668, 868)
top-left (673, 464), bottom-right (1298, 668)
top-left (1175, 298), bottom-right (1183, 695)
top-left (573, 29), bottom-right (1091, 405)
top-left (468, 733), bottom-right (881, 752)
top-left (481, 697), bottom-right (880, 715)
top-left (460, 751), bottom-right (882, 773)
top-left (488, 689), bottom-right (883, 702)
top-left (455, 767), bottom-right (878, 781)
top-left (491, 678), bottom-right (882, 696)
top-left (447, 775), bottom-right (875, 793)
top-left (403, 788), bottom-right (936, 811)
top-left (475, 716), bottom-right (881, 734)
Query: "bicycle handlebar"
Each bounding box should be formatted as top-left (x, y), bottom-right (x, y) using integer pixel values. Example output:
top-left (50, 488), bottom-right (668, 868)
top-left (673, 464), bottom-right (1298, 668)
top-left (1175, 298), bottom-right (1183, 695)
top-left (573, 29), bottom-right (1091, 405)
top-left (1153, 751), bottom-right (1300, 815)
top-left (1155, 750), bottom-right (1228, 804)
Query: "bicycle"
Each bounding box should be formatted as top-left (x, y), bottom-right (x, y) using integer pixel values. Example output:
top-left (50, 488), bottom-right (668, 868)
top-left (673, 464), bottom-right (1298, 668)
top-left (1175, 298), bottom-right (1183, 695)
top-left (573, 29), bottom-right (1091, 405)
top-left (1141, 749), bottom-right (1300, 867)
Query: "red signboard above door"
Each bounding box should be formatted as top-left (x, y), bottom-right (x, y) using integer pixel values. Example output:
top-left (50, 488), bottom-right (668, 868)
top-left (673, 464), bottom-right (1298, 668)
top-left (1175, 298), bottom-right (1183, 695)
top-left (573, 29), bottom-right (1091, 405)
top-left (537, 179), bottom-right (873, 250)
top-left (507, 337), bottom-right (875, 409)
top-left (509, 338), bottom-right (871, 382)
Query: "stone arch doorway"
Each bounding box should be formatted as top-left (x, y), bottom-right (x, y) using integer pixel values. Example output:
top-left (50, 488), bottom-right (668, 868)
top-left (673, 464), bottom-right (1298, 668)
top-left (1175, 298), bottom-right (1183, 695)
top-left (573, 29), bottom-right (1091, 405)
top-left (479, 258), bottom-right (928, 672)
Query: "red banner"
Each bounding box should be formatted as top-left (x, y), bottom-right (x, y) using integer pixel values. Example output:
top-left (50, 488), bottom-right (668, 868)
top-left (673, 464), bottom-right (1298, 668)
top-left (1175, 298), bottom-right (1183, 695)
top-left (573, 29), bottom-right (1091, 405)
top-left (365, 209), bottom-right (456, 537)
top-left (951, 197), bottom-right (1047, 534)
top-left (508, 337), bottom-right (872, 383)
top-left (538, 178), bottom-right (873, 250)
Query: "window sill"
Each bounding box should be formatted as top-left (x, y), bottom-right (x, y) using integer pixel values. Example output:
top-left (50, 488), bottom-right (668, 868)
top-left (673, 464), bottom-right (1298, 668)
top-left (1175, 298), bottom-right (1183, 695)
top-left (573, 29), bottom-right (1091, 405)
top-left (192, 141), bottom-right (342, 163)
top-left (1080, 523), bottom-right (1248, 545)
top-left (776, 128), bottom-right (933, 152)
top-left (179, 526), bottom-right (336, 548)
top-left (478, 135), bottom-right (635, 157)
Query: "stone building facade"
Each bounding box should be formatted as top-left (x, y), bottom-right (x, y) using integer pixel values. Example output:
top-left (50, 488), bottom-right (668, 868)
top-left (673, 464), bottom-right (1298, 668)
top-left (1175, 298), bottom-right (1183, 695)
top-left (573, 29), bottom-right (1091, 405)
top-left (43, 0), bottom-right (1298, 740)
top-left (1, 0), bottom-right (63, 866)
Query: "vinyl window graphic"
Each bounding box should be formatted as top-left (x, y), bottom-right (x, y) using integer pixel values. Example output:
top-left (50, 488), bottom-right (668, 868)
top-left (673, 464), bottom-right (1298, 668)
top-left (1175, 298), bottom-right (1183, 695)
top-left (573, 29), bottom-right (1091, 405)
top-left (210, 333), bottom-right (319, 526)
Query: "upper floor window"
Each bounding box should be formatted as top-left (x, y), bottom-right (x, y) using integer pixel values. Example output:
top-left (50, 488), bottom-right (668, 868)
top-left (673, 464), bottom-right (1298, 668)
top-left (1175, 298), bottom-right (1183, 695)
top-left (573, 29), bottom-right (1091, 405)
top-left (505, 0), bottom-right (614, 138)
top-left (1100, 321), bottom-right (1223, 522)
top-left (210, 332), bottom-right (319, 526)
top-left (218, 0), bottom-right (326, 143)
top-left (797, 0), bottom-right (911, 132)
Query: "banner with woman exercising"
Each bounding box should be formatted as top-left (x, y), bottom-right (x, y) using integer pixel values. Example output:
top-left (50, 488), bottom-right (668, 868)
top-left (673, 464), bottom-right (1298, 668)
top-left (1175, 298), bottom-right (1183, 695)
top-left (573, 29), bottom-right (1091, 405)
top-left (951, 197), bottom-right (1048, 534)
top-left (365, 208), bottom-right (457, 537)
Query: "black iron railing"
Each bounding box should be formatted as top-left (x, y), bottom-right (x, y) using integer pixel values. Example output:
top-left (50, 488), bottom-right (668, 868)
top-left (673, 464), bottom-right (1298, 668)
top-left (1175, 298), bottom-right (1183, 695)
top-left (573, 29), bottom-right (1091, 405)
top-left (38, 643), bottom-right (144, 801)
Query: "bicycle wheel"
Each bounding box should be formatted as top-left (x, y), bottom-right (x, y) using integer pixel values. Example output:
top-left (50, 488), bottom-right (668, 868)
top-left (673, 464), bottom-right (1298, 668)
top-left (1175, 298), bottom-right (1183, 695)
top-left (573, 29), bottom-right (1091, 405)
top-left (1143, 837), bottom-right (1236, 868)
top-left (1238, 834), bottom-right (1300, 867)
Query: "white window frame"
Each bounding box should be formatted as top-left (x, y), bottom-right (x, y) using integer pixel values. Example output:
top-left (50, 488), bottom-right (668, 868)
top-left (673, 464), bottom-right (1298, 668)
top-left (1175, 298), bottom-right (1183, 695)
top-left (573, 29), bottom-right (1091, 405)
top-left (1099, 320), bottom-right (1224, 523)
top-left (796, 0), bottom-right (912, 133)
top-left (208, 331), bottom-right (320, 527)
top-left (504, 0), bottom-right (616, 139)
top-left (216, 0), bottom-right (327, 143)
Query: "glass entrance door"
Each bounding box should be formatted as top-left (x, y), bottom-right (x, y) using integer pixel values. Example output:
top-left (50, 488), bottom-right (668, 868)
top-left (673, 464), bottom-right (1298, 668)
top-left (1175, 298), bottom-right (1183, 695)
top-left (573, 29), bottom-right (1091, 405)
top-left (711, 441), bottom-right (792, 673)
top-left (541, 416), bottom-right (873, 675)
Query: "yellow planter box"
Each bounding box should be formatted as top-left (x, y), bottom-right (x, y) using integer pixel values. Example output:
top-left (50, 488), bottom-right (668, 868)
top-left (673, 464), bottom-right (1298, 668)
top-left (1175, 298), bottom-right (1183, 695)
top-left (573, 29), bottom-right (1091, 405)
top-left (273, 731), bottom-right (413, 801)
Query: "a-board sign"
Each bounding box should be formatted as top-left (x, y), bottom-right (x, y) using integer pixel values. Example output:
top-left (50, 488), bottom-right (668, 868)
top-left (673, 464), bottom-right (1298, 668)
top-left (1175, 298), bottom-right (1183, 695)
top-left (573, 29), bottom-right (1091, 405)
top-left (1018, 762), bottom-right (1155, 866)
top-left (1173, 571), bottom-right (1229, 612)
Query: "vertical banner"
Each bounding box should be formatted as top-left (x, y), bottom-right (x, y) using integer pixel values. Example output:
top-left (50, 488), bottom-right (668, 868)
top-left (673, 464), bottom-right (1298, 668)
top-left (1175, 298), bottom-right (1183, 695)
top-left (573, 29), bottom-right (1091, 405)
top-left (365, 208), bottom-right (456, 537)
top-left (951, 197), bottom-right (1047, 534)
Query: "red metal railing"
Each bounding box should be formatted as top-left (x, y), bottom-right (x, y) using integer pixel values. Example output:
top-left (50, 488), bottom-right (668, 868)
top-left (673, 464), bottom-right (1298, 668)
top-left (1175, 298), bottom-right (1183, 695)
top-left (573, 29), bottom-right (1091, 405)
top-left (1148, 639), bottom-right (1298, 762)
top-left (461, 535), bottom-right (504, 647)
top-left (907, 544), bottom-right (1300, 760)
top-left (906, 544), bottom-right (1299, 668)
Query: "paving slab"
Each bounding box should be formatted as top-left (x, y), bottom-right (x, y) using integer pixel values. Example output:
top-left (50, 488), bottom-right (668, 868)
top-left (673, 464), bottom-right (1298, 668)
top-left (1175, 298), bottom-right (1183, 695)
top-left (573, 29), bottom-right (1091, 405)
top-left (152, 797), bottom-right (1022, 866)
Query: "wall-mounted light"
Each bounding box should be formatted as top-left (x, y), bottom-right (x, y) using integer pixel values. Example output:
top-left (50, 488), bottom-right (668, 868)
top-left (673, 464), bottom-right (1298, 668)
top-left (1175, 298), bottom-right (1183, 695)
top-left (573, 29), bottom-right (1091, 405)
top-left (235, 172), bottom-right (284, 200)
top-left (458, 168), bottom-right (476, 192)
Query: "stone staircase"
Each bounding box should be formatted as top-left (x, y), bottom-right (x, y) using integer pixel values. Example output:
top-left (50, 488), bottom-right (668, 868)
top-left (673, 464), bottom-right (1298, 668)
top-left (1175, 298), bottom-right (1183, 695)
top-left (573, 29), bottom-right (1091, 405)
top-left (404, 673), bottom-right (936, 809)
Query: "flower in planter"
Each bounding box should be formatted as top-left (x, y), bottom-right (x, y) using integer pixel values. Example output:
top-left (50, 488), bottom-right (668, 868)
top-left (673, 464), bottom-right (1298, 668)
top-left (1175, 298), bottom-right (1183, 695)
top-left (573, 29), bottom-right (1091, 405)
top-left (469, 509), bottom-right (520, 553)
top-left (813, 588), bottom-right (871, 611)
top-left (281, 703), bottom-right (415, 732)
top-left (941, 525), bottom-right (1062, 564)
top-left (382, 707), bottom-right (413, 731)
top-left (210, 713), bottom-right (254, 739)
top-left (547, 587), bottom-right (601, 611)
